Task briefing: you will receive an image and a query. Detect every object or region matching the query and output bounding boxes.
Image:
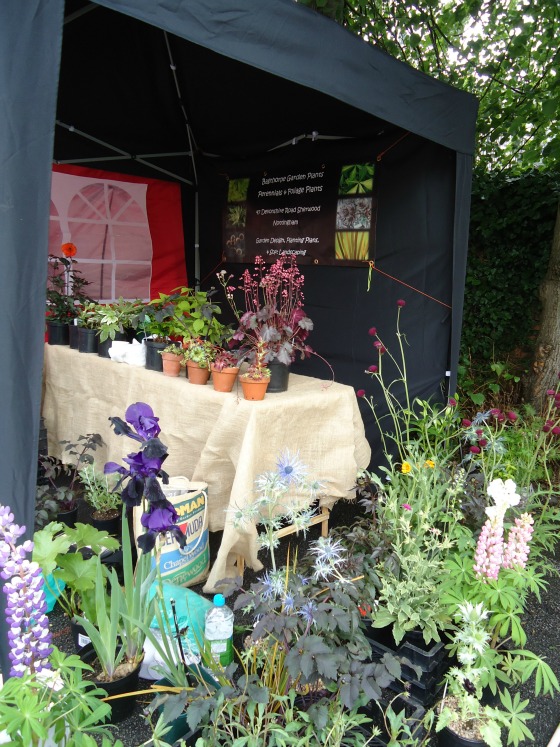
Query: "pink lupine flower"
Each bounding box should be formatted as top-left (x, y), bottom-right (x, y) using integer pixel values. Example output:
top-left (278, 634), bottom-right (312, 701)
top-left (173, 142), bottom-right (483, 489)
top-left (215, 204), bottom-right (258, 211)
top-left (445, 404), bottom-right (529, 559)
top-left (474, 518), bottom-right (504, 580)
top-left (502, 513), bottom-right (534, 569)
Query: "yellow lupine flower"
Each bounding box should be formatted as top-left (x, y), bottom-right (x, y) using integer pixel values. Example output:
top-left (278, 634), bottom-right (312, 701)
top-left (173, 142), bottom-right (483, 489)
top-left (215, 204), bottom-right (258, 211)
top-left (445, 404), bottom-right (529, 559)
top-left (401, 462), bottom-right (412, 474)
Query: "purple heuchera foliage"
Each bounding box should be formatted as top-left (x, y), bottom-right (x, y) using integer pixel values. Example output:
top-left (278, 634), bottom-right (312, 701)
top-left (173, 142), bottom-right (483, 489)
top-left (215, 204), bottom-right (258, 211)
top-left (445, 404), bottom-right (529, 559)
top-left (105, 402), bottom-right (186, 554)
top-left (0, 505), bottom-right (52, 677)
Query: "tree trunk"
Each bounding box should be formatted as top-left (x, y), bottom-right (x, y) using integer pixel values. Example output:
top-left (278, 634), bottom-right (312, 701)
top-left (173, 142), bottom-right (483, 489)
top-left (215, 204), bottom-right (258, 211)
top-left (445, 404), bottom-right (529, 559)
top-left (524, 200), bottom-right (560, 411)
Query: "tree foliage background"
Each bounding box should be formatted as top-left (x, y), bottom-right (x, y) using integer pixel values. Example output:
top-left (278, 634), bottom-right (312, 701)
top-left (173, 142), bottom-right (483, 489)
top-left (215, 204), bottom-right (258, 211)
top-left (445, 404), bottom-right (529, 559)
top-left (300, 0), bottom-right (560, 406)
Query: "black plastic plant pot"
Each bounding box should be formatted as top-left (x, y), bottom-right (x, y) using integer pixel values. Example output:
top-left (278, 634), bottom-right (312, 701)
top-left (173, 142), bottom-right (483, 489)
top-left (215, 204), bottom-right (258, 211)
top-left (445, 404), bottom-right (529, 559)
top-left (144, 340), bottom-right (168, 371)
top-left (56, 505), bottom-right (78, 528)
top-left (47, 320), bottom-right (70, 345)
top-left (68, 322), bottom-right (81, 349)
top-left (78, 327), bottom-right (99, 354)
top-left (437, 725), bottom-right (486, 747)
top-left (80, 642), bottom-right (142, 723)
top-left (267, 361), bottom-right (290, 392)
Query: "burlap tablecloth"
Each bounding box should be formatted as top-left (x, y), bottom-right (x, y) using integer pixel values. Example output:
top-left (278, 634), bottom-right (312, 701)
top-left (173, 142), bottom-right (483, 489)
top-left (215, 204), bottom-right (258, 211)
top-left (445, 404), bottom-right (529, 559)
top-left (41, 344), bottom-right (371, 591)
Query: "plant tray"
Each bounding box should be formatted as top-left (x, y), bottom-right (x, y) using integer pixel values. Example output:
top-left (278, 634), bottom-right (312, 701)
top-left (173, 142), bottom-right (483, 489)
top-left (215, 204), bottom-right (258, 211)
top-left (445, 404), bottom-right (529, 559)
top-left (400, 638), bottom-right (446, 668)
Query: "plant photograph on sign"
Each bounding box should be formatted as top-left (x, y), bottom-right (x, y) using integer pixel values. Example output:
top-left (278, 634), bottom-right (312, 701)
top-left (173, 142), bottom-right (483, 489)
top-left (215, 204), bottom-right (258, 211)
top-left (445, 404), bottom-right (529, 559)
top-left (338, 162), bottom-right (375, 194)
top-left (335, 230), bottom-right (370, 260)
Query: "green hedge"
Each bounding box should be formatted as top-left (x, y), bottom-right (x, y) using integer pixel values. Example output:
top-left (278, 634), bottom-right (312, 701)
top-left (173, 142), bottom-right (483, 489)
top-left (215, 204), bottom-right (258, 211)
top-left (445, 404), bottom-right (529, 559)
top-left (462, 169), bottom-right (560, 361)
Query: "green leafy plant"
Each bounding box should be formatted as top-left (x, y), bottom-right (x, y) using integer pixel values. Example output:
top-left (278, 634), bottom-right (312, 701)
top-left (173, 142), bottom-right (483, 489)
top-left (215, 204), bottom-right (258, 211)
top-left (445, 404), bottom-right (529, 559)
top-left (0, 647), bottom-right (118, 747)
top-left (435, 602), bottom-right (535, 747)
top-left (33, 521), bottom-right (119, 621)
top-left (96, 298), bottom-right (144, 342)
top-left (36, 433), bottom-right (105, 517)
top-left (183, 338), bottom-right (216, 369)
top-left (79, 464), bottom-right (122, 517)
top-left (45, 254), bottom-right (93, 323)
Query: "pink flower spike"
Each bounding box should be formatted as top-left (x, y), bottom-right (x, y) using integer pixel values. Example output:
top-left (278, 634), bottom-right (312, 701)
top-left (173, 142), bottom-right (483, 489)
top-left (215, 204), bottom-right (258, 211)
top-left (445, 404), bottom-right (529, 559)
top-left (368, 327), bottom-right (377, 336)
top-left (356, 389), bottom-right (366, 398)
top-left (401, 503), bottom-right (412, 511)
top-left (397, 299), bottom-right (406, 307)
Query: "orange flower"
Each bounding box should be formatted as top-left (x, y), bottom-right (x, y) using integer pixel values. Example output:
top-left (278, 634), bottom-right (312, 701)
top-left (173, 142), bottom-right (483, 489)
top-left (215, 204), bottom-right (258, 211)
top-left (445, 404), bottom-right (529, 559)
top-left (61, 242), bottom-right (77, 258)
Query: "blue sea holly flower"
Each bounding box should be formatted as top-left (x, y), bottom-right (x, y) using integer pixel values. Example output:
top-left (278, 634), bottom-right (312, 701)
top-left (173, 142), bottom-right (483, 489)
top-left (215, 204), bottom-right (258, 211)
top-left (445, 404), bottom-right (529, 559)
top-left (125, 402), bottom-right (161, 440)
top-left (276, 449), bottom-right (305, 484)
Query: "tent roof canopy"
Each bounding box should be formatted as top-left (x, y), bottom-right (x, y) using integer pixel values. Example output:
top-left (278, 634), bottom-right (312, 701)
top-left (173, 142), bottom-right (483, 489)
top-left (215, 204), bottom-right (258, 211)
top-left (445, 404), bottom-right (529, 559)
top-left (55, 0), bottom-right (477, 183)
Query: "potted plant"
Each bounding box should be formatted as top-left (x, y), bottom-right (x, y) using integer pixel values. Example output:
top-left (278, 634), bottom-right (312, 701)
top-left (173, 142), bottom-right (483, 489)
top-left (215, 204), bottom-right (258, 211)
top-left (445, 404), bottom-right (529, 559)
top-left (96, 297), bottom-right (144, 357)
top-left (75, 512), bottom-right (156, 722)
top-left (77, 301), bottom-right (102, 353)
top-left (36, 433), bottom-right (105, 527)
top-left (79, 464), bottom-right (122, 536)
top-left (45, 252), bottom-right (93, 346)
top-left (132, 295), bottom-right (179, 371)
top-left (434, 602), bottom-right (535, 747)
top-left (238, 339), bottom-right (271, 400)
top-left (217, 255), bottom-right (314, 392)
top-left (159, 342), bottom-right (186, 377)
top-left (183, 337), bottom-right (215, 385)
top-left (211, 348), bottom-right (241, 392)
top-left (0, 502), bottom-right (119, 746)
top-left (32, 521), bottom-right (120, 649)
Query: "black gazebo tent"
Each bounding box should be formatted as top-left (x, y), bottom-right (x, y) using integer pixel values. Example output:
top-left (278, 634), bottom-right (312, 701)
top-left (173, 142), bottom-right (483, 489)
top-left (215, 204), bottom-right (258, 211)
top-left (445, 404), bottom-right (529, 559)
top-left (0, 0), bottom-right (477, 674)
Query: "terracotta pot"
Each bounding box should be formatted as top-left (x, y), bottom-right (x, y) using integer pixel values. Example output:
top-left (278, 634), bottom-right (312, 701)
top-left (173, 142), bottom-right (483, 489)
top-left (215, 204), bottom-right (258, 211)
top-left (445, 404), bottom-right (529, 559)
top-left (161, 351), bottom-right (183, 377)
top-left (239, 375), bottom-right (270, 400)
top-left (186, 360), bottom-right (210, 385)
top-left (211, 364), bottom-right (239, 392)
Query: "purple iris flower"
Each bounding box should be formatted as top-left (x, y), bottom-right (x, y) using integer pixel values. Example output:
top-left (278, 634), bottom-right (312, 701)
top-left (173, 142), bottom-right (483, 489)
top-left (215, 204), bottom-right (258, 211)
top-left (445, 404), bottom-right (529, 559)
top-left (137, 500), bottom-right (185, 553)
top-left (125, 402), bottom-right (161, 440)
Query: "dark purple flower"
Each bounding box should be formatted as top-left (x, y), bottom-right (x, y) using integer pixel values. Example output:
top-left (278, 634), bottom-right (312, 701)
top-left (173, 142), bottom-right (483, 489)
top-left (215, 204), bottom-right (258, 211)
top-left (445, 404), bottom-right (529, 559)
top-left (356, 389), bottom-right (366, 398)
top-left (125, 402), bottom-right (161, 440)
top-left (543, 424), bottom-right (551, 433)
top-left (552, 426), bottom-right (560, 436)
top-left (478, 439), bottom-right (488, 447)
top-left (141, 501), bottom-right (179, 532)
top-left (470, 446), bottom-right (481, 454)
top-left (462, 419), bottom-right (472, 427)
top-left (507, 411), bottom-right (518, 422)
top-left (397, 299), bottom-right (406, 307)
